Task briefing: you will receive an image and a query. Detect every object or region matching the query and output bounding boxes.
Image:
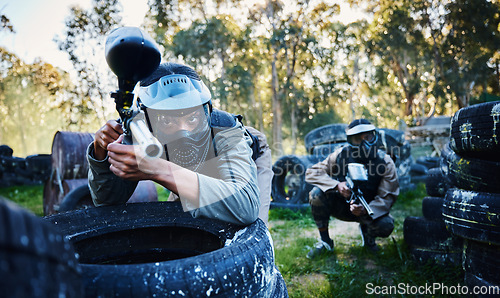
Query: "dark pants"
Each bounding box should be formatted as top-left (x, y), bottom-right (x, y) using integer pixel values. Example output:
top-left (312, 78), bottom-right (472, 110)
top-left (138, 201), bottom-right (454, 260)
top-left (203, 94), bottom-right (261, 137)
top-left (309, 187), bottom-right (394, 238)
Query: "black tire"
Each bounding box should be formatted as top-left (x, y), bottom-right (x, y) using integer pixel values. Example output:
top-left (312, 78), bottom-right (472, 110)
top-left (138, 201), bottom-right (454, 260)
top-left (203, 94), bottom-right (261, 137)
top-left (416, 156), bottom-right (441, 170)
top-left (464, 272), bottom-right (500, 297)
top-left (464, 240), bottom-right (500, 284)
top-left (310, 142), bottom-right (346, 159)
top-left (425, 168), bottom-right (451, 197)
top-left (44, 202), bottom-right (287, 297)
top-left (422, 196), bottom-right (445, 220)
top-left (408, 247), bottom-right (462, 266)
top-left (304, 124), bottom-right (347, 154)
top-left (0, 145), bottom-right (13, 157)
top-left (58, 181), bottom-right (159, 213)
top-left (450, 101), bottom-right (500, 161)
top-left (0, 198), bottom-right (82, 297)
top-left (443, 189), bottom-right (500, 245)
top-left (411, 174), bottom-right (428, 184)
top-left (404, 216), bottom-right (463, 265)
top-left (441, 143), bottom-right (500, 193)
top-left (378, 128), bottom-right (406, 145)
top-left (1, 156), bottom-right (26, 174)
top-left (403, 216), bottom-right (462, 250)
top-left (410, 163), bottom-right (428, 176)
top-left (271, 155), bottom-right (318, 205)
top-left (25, 154), bottom-right (52, 182)
top-left (377, 129), bottom-right (409, 160)
top-left (58, 184), bottom-right (91, 212)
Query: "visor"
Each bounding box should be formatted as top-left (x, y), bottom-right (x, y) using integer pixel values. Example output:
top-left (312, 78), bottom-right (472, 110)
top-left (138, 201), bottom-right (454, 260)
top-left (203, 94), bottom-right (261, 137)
top-left (138, 74), bottom-right (211, 110)
top-left (345, 124), bottom-right (376, 136)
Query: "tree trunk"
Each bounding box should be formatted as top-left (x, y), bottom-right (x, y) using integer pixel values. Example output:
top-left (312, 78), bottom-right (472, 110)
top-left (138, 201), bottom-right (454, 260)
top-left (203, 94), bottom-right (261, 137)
top-left (405, 93), bottom-right (414, 116)
top-left (290, 102), bottom-right (297, 155)
top-left (257, 92), bottom-right (264, 132)
top-left (455, 81), bottom-right (472, 109)
top-left (271, 50), bottom-right (282, 156)
top-left (15, 100), bottom-right (27, 156)
top-left (456, 93), bottom-right (469, 109)
top-left (350, 56), bottom-right (359, 121)
top-left (391, 58), bottom-right (414, 116)
top-left (496, 61), bottom-right (500, 94)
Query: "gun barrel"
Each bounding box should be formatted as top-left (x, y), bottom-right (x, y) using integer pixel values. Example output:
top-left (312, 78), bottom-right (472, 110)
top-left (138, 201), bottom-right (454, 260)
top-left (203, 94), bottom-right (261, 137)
top-left (358, 195), bottom-right (374, 216)
top-left (346, 174), bottom-right (374, 217)
top-left (129, 119), bottom-right (163, 158)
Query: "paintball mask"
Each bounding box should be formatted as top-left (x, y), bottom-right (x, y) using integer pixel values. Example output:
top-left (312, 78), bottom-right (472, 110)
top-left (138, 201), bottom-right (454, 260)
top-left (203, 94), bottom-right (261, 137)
top-left (146, 105), bottom-right (213, 171)
top-left (138, 71), bottom-right (215, 171)
top-left (346, 119), bottom-right (378, 162)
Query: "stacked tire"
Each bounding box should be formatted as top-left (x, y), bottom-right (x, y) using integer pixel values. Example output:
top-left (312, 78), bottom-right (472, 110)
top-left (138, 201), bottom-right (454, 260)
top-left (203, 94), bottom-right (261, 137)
top-left (270, 155), bottom-right (322, 209)
top-left (403, 162), bottom-right (462, 266)
top-left (0, 197), bottom-right (83, 297)
top-left (405, 102), bottom-right (500, 283)
top-left (271, 124), bottom-right (413, 209)
top-left (441, 101), bottom-right (500, 292)
top-left (0, 144), bottom-right (52, 187)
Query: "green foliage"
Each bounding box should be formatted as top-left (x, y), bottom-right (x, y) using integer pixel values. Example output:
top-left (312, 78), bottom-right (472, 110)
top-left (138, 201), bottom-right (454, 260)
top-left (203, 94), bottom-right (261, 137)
top-left (54, 0), bottom-right (122, 130)
top-left (0, 48), bottom-right (69, 155)
top-left (2, 0), bottom-right (500, 156)
top-left (440, 0), bottom-right (500, 107)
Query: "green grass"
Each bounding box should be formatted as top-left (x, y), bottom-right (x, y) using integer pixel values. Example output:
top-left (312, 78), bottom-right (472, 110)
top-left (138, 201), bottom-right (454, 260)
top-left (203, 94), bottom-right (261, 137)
top-left (0, 184), bottom-right (44, 216)
top-left (0, 182), bottom-right (464, 297)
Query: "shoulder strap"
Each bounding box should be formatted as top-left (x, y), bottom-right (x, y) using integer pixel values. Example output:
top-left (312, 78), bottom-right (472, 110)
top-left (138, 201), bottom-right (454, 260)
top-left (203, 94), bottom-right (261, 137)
top-left (211, 110), bottom-right (260, 161)
top-left (210, 109), bottom-right (237, 128)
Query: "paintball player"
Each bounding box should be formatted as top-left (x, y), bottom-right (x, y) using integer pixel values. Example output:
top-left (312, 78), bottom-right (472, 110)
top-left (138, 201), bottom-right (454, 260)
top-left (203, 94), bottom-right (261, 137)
top-left (87, 62), bottom-right (272, 226)
top-left (305, 119), bottom-right (399, 257)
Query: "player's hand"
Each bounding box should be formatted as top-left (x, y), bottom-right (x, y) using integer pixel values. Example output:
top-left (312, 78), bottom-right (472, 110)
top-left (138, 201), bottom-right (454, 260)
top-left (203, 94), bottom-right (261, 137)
top-left (336, 181), bottom-right (352, 198)
top-left (350, 203), bottom-right (367, 216)
top-left (94, 120), bottom-right (123, 160)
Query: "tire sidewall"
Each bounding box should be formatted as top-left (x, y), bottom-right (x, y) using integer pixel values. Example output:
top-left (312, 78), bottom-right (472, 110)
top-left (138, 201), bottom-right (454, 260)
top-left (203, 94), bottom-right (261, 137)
top-left (45, 202), bottom-right (284, 297)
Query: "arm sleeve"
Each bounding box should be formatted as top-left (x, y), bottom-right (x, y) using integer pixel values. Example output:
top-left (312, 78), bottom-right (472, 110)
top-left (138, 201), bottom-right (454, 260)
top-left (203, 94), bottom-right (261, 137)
top-left (305, 148), bottom-right (342, 192)
top-left (187, 124), bottom-right (260, 226)
top-left (86, 143), bottom-right (138, 206)
top-left (368, 155), bottom-right (400, 220)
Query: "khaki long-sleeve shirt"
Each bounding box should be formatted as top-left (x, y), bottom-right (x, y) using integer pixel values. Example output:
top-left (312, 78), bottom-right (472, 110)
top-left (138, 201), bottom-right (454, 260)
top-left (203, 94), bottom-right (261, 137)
top-left (305, 147), bottom-right (399, 220)
top-left (87, 122), bottom-right (260, 226)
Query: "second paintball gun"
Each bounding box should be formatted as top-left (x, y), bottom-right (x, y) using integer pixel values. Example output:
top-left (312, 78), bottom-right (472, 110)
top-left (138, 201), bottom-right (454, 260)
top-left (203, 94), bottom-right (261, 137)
top-left (345, 163), bottom-right (374, 217)
top-left (104, 26), bottom-right (163, 158)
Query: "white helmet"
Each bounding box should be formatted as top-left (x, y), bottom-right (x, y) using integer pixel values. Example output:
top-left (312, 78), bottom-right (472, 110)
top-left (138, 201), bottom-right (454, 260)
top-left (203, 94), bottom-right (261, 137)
top-left (346, 119), bottom-right (376, 137)
top-left (137, 64), bottom-right (211, 110)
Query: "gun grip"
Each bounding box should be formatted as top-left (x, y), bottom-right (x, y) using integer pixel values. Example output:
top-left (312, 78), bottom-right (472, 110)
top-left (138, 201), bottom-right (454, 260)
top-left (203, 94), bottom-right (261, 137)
top-left (122, 134), bottom-right (133, 145)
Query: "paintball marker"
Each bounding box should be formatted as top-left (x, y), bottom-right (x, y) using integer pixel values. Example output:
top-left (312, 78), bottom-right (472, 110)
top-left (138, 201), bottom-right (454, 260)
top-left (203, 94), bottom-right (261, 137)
top-left (345, 163), bottom-right (374, 217)
top-left (105, 26), bottom-right (163, 158)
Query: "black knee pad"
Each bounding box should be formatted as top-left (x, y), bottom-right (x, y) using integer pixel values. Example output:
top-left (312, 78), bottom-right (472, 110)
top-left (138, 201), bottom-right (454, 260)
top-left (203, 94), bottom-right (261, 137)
top-left (375, 215), bottom-right (395, 238)
top-left (309, 187), bottom-right (326, 207)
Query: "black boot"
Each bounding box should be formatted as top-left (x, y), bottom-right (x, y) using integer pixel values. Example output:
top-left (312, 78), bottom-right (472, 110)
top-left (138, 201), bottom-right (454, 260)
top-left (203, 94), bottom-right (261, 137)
top-left (360, 224), bottom-right (379, 252)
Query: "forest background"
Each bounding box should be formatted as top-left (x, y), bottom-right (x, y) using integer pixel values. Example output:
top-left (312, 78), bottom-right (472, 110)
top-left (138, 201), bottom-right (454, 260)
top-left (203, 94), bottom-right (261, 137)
top-left (1, 0), bottom-right (500, 158)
